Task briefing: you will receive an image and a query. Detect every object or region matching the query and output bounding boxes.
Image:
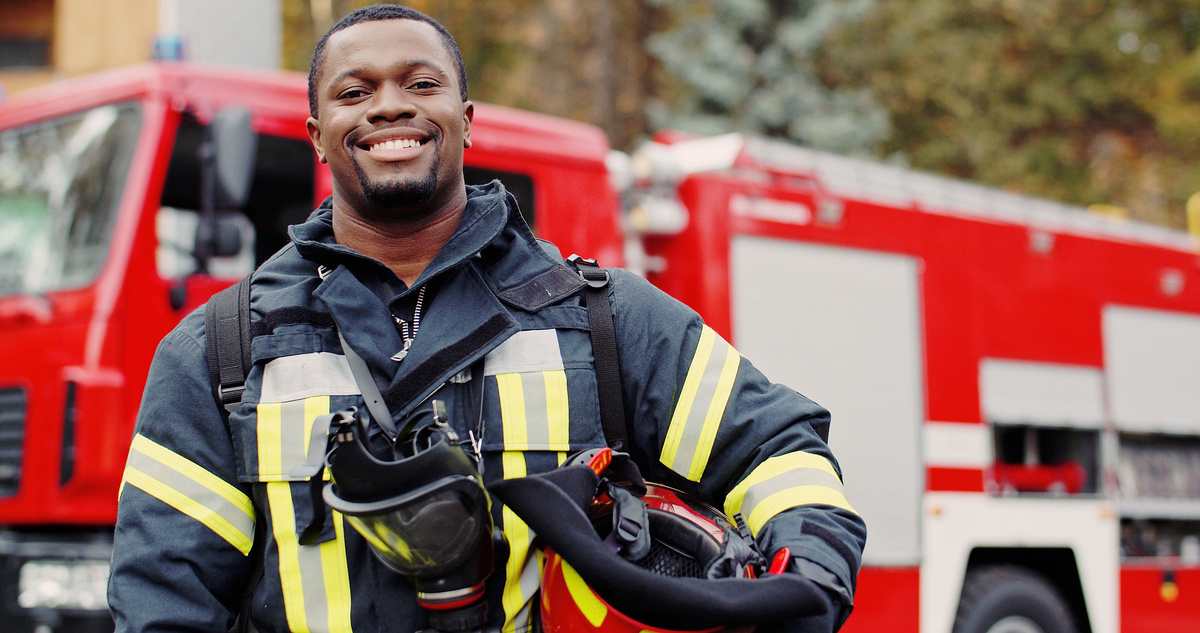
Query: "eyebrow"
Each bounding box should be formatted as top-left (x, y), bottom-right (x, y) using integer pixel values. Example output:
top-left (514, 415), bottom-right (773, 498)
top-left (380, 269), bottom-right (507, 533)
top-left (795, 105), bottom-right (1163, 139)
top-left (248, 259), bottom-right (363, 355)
top-left (327, 61), bottom-right (449, 90)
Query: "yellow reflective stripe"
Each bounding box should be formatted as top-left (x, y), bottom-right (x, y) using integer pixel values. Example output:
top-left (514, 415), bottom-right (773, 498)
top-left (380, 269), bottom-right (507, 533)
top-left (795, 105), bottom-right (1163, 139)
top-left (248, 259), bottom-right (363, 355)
top-left (267, 480), bottom-right (309, 632)
top-left (544, 370), bottom-right (570, 450)
top-left (498, 374), bottom-right (527, 447)
top-left (562, 560), bottom-right (607, 627)
top-left (725, 452), bottom-right (856, 537)
top-left (259, 402), bottom-right (307, 632)
top-left (660, 326), bottom-right (741, 481)
top-left (123, 434), bottom-right (254, 554)
top-left (259, 397), bottom-right (352, 633)
top-left (747, 487), bottom-right (855, 535)
top-left (310, 396), bottom-right (352, 633)
top-left (303, 397), bottom-right (326, 467)
top-left (500, 451), bottom-right (536, 633)
top-left (322, 514), bottom-right (353, 633)
top-left (258, 402), bottom-right (284, 474)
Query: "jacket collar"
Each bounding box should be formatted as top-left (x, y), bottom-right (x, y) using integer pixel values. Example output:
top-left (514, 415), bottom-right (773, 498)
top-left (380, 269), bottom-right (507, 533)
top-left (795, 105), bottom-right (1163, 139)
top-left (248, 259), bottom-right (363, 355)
top-left (288, 182), bottom-right (513, 293)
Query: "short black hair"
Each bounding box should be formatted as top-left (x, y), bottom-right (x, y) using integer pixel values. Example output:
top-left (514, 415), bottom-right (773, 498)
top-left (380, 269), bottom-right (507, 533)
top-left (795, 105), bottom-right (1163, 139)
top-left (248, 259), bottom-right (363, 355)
top-left (308, 3), bottom-right (468, 118)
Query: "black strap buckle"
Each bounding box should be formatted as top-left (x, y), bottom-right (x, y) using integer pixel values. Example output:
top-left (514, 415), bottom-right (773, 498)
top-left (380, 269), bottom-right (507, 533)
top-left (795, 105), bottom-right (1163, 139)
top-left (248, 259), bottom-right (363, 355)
top-left (217, 383), bottom-right (245, 412)
top-left (567, 254), bottom-right (610, 288)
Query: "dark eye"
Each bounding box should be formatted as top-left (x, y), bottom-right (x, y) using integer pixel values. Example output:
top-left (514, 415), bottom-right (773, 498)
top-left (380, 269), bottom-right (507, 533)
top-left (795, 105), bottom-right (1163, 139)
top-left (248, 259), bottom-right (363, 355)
top-left (338, 88), bottom-right (369, 100)
top-left (410, 80), bottom-right (439, 91)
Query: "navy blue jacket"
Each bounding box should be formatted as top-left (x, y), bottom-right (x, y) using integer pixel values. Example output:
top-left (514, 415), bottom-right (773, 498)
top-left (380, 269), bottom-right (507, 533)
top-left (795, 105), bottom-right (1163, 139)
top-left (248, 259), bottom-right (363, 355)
top-left (109, 182), bottom-right (865, 633)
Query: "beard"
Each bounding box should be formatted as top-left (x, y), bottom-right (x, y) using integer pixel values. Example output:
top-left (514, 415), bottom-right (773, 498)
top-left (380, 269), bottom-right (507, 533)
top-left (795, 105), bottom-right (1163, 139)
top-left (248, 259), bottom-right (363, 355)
top-left (353, 150), bottom-right (441, 208)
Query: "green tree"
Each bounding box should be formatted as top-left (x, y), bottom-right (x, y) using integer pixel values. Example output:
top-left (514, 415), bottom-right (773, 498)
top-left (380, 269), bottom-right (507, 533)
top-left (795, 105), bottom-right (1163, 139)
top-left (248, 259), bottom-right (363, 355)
top-left (823, 0), bottom-right (1200, 227)
top-left (646, 0), bottom-right (889, 154)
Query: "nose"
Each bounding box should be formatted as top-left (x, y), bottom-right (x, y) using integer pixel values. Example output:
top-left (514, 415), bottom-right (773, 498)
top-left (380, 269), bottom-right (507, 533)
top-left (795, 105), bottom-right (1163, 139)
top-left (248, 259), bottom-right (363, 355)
top-left (366, 82), bottom-right (416, 122)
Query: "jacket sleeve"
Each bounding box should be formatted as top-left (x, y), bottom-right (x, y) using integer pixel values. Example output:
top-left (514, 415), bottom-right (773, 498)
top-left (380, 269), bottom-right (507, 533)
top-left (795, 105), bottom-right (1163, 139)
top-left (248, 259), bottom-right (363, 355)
top-left (109, 313), bottom-right (255, 633)
top-left (610, 270), bottom-right (866, 630)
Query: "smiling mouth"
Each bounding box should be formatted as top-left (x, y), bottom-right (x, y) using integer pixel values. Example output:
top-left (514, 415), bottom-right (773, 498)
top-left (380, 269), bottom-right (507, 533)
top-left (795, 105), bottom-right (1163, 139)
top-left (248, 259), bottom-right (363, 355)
top-left (366, 138), bottom-right (426, 152)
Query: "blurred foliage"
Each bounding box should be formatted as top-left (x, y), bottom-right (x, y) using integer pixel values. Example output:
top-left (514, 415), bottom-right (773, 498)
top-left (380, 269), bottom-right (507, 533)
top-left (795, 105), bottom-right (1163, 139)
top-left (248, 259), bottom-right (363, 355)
top-left (281, 1), bottom-right (1200, 227)
top-left (646, 0), bottom-right (889, 154)
top-left (822, 0), bottom-right (1200, 227)
top-left (282, 0), bottom-right (665, 150)
top-left (281, 0), bottom-right (874, 152)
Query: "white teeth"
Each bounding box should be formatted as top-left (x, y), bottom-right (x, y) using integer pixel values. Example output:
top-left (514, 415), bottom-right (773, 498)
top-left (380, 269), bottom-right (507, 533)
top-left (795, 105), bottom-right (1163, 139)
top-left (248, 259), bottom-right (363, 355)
top-left (370, 139), bottom-right (422, 151)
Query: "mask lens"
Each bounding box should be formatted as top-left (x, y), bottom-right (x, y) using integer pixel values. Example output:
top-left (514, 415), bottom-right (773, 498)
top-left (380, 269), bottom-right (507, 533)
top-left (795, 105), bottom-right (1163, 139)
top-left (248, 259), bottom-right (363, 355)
top-left (344, 481), bottom-right (487, 574)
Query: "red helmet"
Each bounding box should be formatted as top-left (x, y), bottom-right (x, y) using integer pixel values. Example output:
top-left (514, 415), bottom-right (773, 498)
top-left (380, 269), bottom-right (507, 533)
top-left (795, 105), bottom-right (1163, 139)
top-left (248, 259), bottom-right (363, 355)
top-left (540, 480), bottom-right (758, 633)
top-left (489, 448), bottom-right (827, 632)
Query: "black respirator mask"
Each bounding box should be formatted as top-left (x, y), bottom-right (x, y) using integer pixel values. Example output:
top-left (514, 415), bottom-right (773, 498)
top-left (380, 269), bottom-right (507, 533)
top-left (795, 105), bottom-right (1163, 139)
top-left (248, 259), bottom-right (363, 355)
top-left (322, 401), bottom-right (494, 632)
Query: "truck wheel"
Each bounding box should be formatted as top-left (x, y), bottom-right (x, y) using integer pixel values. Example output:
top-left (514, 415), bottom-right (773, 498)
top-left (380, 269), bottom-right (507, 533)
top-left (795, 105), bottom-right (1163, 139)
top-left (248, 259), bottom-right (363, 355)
top-left (952, 565), bottom-right (1077, 633)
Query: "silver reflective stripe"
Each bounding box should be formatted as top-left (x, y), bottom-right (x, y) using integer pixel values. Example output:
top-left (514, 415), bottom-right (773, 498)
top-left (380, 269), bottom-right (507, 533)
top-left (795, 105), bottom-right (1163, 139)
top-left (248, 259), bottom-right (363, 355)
top-left (122, 434), bottom-right (255, 554)
top-left (740, 468), bottom-right (847, 519)
top-left (725, 452), bottom-right (856, 537)
top-left (297, 538), bottom-right (331, 627)
top-left (519, 375), bottom-right (550, 447)
top-left (272, 399), bottom-right (314, 481)
top-left (260, 353), bottom-right (359, 403)
top-left (661, 326), bottom-right (741, 481)
top-left (484, 329), bottom-right (564, 376)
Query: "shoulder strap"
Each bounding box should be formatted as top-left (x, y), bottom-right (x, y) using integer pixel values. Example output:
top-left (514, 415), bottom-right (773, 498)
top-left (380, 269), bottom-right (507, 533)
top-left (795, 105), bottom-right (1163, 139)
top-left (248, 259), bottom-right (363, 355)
top-left (202, 274), bottom-right (262, 633)
top-left (567, 255), bottom-right (628, 452)
top-left (205, 274), bottom-right (254, 414)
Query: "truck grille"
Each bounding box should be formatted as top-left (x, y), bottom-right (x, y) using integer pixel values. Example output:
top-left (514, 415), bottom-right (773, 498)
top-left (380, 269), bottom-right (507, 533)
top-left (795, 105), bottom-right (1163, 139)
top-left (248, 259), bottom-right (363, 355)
top-left (0, 388), bottom-right (26, 496)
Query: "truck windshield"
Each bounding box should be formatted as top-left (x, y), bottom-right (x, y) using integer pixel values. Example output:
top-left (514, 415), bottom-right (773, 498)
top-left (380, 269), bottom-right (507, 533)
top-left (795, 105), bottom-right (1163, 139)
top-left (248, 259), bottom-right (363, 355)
top-left (0, 103), bottom-right (142, 296)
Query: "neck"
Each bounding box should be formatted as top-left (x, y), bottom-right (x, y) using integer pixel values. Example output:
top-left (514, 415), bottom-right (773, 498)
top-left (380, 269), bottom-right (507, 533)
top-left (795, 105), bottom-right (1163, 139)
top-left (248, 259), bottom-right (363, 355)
top-left (331, 194), bottom-right (466, 287)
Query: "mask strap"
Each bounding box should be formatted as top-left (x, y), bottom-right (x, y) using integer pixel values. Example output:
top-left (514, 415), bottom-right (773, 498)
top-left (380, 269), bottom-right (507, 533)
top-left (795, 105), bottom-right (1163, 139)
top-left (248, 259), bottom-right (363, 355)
top-left (338, 328), bottom-right (397, 438)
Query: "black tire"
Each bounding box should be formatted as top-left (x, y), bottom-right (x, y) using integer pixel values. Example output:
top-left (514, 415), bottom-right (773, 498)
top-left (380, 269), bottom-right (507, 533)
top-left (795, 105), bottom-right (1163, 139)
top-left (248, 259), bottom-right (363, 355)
top-left (952, 565), bottom-right (1078, 633)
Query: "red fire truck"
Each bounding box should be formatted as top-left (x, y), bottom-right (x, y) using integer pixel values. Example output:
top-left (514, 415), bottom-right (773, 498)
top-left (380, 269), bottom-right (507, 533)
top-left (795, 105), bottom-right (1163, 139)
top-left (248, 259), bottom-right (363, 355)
top-left (625, 132), bottom-right (1200, 633)
top-left (1, 63), bottom-right (1198, 633)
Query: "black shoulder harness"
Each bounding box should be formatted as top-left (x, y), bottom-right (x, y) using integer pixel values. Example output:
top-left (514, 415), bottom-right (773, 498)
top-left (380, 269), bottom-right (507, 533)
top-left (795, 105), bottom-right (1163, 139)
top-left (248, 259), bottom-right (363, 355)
top-left (205, 259), bottom-right (631, 452)
top-left (205, 274), bottom-right (253, 414)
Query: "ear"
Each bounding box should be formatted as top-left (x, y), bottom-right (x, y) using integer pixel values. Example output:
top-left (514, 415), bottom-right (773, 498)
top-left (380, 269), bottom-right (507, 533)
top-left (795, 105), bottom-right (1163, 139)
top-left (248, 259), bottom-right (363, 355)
top-left (306, 116), bottom-right (328, 164)
top-left (462, 101), bottom-right (474, 149)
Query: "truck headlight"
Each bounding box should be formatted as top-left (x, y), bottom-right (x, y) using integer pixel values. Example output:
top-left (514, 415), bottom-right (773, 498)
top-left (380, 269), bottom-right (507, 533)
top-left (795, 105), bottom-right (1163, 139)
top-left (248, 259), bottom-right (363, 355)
top-left (18, 559), bottom-right (110, 611)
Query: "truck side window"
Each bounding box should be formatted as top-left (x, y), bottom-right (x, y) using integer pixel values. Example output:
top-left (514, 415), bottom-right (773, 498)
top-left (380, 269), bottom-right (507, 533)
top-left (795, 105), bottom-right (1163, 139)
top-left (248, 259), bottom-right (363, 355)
top-left (464, 167), bottom-right (534, 230)
top-left (157, 115), bottom-right (315, 279)
top-left (0, 104), bottom-right (142, 296)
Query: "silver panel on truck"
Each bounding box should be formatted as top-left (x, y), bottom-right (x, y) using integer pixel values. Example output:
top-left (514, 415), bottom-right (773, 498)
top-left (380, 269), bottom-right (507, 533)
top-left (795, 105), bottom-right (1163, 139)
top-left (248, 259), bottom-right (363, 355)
top-left (731, 236), bottom-right (923, 565)
top-left (1104, 305), bottom-right (1200, 434)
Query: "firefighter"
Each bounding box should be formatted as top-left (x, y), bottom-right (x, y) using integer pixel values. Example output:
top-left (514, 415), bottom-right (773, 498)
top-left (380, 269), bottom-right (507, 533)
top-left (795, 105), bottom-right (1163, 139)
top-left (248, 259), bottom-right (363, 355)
top-left (107, 4), bottom-right (865, 633)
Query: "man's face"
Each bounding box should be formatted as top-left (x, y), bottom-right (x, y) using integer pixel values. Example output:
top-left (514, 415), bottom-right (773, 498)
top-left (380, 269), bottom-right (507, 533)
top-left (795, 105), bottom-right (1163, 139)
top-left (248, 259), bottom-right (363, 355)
top-left (307, 19), bottom-right (473, 215)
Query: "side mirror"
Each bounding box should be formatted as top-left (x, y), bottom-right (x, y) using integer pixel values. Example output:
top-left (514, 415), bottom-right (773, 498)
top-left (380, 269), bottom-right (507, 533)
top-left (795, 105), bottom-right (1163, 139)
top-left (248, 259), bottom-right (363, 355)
top-left (195, 108), bottom-right (257, 272)
top-left (211, 214), bottom-right (244, 257)
top-left (211, 108), bottom-right (258, 209)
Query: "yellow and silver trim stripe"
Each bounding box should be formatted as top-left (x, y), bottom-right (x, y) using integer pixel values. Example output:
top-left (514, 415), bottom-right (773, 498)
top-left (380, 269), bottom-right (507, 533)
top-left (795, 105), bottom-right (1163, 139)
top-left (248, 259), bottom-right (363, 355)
top-left (660, 326), bottom-right (741, 481)
top-left (121, 434), bottom-right (255, 554)
top-left (496, 371), bottom-right (571, 451)
top-left (259, 395), bottom-right (353, 633)
top-left (725, 452), bottom-right (856, 537)
top-left (500, 452), bottom-right (541, 633)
